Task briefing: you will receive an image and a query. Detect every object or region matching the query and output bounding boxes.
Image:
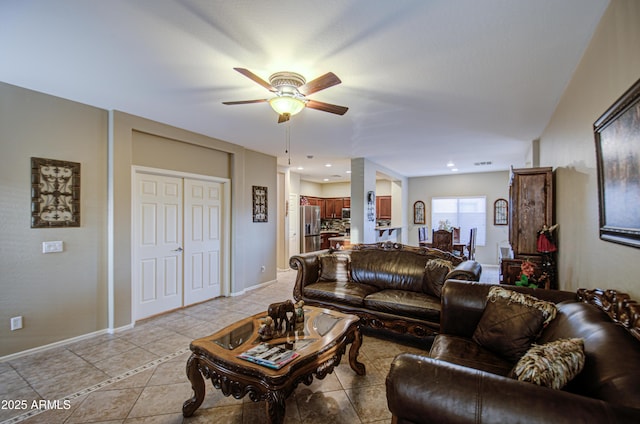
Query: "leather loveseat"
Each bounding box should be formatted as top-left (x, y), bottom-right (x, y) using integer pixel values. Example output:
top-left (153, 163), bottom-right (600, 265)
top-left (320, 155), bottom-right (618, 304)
top-left (386, 280), bottom-right (640, 423)
top-left (289, 242), bottom-right (481, 339)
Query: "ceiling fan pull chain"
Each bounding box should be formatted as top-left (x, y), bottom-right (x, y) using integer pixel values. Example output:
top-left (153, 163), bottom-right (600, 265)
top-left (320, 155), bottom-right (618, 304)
top-left (285, 121), bottom-right (292, 165)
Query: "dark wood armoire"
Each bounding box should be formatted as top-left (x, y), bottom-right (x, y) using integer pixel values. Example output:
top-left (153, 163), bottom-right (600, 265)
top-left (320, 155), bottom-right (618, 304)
top-left (500, 167), bottom-right (556, 289)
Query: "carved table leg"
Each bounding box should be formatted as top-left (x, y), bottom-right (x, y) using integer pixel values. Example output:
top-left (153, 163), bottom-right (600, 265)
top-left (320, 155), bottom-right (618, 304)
top-left (266, 390), bottom-right (287, 424)
top-left (348, 325), bottom-right (366, 375)
top-left (182, 354), bottom-right (205, 417)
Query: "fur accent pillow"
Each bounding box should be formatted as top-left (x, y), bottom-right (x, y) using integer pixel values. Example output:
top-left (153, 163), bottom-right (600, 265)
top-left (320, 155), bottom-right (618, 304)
top-left (511, 338), bottom-right (585, 389)
top-left (472, 287), bottom-right (557, 362)
top-left (318, 254), bottom-right (350, 282)
top-left (423, 259), bottom-right (454, 297)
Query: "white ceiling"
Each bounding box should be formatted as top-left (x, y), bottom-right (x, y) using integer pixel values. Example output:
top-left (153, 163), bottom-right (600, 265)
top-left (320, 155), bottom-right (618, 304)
top-left (0, 0), bottom-right (609, 183)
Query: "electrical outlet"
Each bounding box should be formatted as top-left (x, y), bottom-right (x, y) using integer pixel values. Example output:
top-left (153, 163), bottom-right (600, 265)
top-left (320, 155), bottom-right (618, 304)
top-left (42, 241), bottom-right (64, 254)
top-left (11, 316), bottom-right (23, 331)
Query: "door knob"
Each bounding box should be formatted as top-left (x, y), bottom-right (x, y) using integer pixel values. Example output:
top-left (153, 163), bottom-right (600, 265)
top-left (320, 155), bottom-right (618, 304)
top-left (173, 247), bottom-right (183, 252)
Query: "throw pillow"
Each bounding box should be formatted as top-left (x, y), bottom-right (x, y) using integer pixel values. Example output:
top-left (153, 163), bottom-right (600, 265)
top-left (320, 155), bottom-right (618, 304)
top-left (511, 338), bottom-right (585, 389)
top-left (318, 254), bottom-right (350, 282)
top-left (423, 259), bottom-right (453, 297)
top-left (472, 286), bottom-right (557, 362)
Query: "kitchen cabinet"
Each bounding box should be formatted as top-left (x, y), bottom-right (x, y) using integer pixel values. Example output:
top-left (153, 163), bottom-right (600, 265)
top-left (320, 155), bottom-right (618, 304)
top-left (301, 196), bottom-right (321, 206)
top-left (302, 196), bottom-right (350, 219)
top-left (376, 196), bottom-right (391, 220)
top-left (317, 198), bottom-right (325, 217)
top-left (324, 198), bottom-right (344, 219)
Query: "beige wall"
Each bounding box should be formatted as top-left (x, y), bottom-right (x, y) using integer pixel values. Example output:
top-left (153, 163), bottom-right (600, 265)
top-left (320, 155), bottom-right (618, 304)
top-left (539, 0), bottom-right (640, 298)
top-left (0, 82), bottom-right (108, 356)
top-left (408, 171), bottom-right (510, 264)
top-left (0, 84), bottom-right (277, 357)
top-left (299, 180), bottom-right (323, 197)
top-left (243, 150), bottom-right (278, 281)
top-left (132, 131), bottom-right (230, 177)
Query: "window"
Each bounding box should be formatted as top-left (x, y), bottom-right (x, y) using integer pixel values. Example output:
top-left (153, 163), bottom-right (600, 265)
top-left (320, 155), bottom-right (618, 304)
top-left (431, 197), bottom-right (486, 245)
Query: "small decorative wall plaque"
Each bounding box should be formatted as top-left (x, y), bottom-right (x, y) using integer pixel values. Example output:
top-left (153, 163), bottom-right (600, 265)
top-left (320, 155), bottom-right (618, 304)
top-left (494, 198), bottom-right (508, 226)
top-left (413, 200), bottom-right (425, 224)
top-left (31, 157), bottom-right (80, 228)
top-left (253, 185), bottom-right (268, 222)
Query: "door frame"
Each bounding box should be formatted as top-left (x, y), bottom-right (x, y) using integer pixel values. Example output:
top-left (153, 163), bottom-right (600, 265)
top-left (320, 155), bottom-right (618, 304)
top-left (131, 166), bottom-right (231, 323)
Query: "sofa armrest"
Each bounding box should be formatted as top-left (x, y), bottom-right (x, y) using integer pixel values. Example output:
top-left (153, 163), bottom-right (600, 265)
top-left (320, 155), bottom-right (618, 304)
top-left (446, 260), bottom-right (481, 282)
top-left (386, 353), bottom-right (640, 424)
top-left (290, 250), bottom-right (329, 301)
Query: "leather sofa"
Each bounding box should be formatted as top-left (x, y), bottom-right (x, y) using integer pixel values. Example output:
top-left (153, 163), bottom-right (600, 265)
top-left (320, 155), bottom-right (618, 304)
top-left (386, 280), bottom-right (640, 423)
top-left (290, 242), bottom-right (481, 339)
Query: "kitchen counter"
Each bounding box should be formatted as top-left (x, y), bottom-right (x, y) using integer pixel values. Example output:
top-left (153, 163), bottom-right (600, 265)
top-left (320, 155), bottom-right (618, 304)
top-left (328, 236), bottom-right (351, 250)
top-left (374, 226), bottom-right (401, 236)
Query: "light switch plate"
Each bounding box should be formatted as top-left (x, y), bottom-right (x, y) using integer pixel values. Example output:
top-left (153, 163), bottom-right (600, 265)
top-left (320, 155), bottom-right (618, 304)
top-left (42, 241), bottom-right (64, 253)
top-left (11, 316), bottom-right (23, 331)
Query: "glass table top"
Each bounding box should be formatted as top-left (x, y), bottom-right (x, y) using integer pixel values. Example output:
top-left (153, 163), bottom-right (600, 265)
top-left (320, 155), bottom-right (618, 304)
top-left (211, 309), bottom-right (342, 351)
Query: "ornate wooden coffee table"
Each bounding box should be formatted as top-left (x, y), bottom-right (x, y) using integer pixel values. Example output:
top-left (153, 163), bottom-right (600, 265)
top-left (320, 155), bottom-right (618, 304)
top-left (182, 305), bottom-right (365, 423)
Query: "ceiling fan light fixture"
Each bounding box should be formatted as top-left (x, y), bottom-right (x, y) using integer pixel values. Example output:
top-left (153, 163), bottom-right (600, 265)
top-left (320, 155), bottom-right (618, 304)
top-left (269, 95), bottom-right (306, 116)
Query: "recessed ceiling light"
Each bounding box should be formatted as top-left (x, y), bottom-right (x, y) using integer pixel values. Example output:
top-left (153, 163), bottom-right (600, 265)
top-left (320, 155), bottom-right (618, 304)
top-left (346, 170), bottom-right (352, 174)
top-left (297, 166), bottom-right (304, 170)
top-left (325, 163), bottom-right (332, 167)
top-left (446, 161), bottom-right (455, 167)
top-left (323, 178), bottom-right (330, 181)
top-left (451, 168), bottom-right (458, 172)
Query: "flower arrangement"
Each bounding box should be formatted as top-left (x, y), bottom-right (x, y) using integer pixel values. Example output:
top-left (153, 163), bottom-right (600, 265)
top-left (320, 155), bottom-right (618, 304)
top-left (438, 219), bottom-right (452, 231)
top-left (516, 260), bottom-right (538, 288)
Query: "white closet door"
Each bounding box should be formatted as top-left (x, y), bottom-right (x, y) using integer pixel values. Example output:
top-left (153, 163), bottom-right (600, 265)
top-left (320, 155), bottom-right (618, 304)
top-left (183, 178), bottom-right (222, 306)
top-left (134, 173), bottom-right (183, 320)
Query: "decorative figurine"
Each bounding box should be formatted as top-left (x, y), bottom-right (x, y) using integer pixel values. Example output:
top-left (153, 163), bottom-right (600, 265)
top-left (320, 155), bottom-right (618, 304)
top-left (258, 316), bottom-right (274, 341)
top-left (268, 300), bottom-right (295, 331)
top-left (295, 300), bottom-right (305, 323)
top-left (537, 224), bottom-right (559, 289)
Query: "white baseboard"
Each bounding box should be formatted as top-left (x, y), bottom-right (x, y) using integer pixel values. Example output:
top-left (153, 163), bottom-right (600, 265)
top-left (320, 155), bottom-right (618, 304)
top-left (0, 329), bottom-right (108, 362)
top-left (108, 323), bottom-right (135, 334)
top-left (0, 323), bottom-right (137, 362)
top-left (229, 278), bottom-right (278, 297)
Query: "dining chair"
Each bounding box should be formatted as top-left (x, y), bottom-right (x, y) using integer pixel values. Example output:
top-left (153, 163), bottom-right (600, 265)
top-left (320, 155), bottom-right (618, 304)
top-left (452, 227), bottom-right (461, 243)
top-left (467, 227), bottom-right (477, 260)
top-left (432, 229), bottom-right (453, 252)
top-left (418, 226), bottom-right (428, 246)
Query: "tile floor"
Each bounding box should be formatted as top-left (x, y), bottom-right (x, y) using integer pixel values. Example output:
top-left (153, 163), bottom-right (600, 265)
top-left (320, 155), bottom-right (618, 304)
top-left (1, 266), bottom-right (499, 424)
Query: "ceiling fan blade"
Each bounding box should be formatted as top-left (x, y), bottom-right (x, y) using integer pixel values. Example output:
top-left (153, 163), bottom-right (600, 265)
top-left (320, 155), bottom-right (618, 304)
top-left (233, 68), bottom-right (277, 92)
top-left (298, 72), bottom-right (341, 96)
top-left (222, 99), bottom-right (268, 105)
top-left (306, 99), bottom-right (349, 115)
top-left (278, 113), bottom-right (291, 124)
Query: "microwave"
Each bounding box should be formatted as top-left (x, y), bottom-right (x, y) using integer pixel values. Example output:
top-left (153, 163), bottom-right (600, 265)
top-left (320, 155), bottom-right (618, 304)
top-left (341, 208), bottom-right (350, 219)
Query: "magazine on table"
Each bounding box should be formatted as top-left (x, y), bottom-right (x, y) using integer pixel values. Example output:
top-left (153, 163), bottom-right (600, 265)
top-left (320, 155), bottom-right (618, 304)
top-left (238, 343), bottom-right (299, 369)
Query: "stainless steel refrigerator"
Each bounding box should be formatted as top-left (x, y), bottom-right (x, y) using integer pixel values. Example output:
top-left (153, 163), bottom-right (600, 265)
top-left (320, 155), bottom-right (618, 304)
top-left (300, 205), bottom-right (321, 253)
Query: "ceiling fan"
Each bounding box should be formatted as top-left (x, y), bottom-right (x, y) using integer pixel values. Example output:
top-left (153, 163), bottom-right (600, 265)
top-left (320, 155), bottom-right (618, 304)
top-left (222, 68), bottom-right (349, 123)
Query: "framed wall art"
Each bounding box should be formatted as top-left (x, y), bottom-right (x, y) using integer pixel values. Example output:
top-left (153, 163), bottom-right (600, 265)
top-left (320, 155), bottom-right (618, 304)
top-left (594, 77), bottom-right (640, 248)
top-left (494, 198), bottom-right (508, 226)
top-left (413, 200), bottom-right (425, 224)
top-left (252, 185), bottom-right (268, 222)
top-left (31, 157), bottom-right (81, 228)
top-left (366, 191), bottom-right (375, 222)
